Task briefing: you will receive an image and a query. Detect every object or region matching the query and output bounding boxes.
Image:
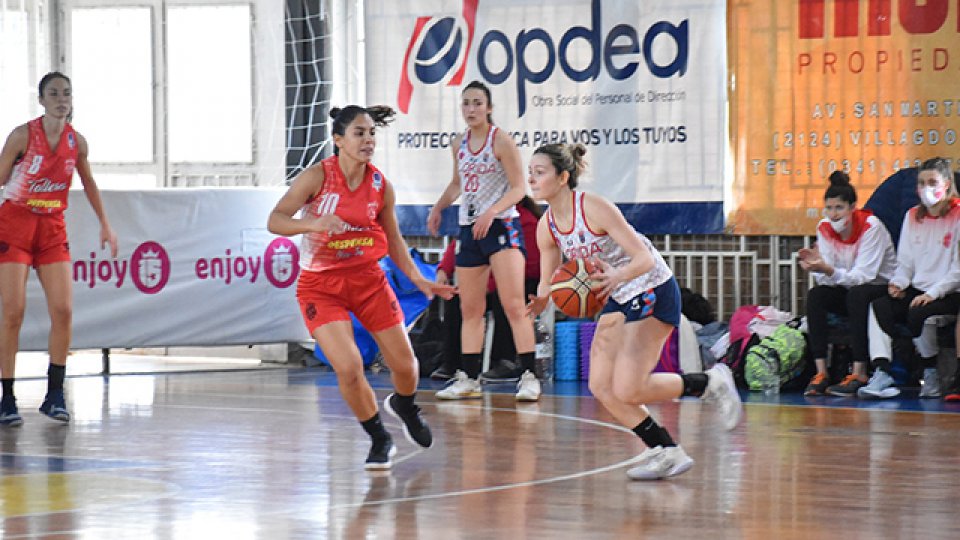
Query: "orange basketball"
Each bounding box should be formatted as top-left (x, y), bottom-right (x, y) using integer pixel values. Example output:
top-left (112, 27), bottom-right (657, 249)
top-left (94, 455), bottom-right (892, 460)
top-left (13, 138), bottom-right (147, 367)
top-left (549, 259), bottom-right (604, 319)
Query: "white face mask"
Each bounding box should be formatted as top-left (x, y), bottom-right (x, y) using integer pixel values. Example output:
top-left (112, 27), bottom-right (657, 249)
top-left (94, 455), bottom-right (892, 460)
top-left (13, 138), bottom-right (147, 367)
top-left (920, 183), bottom-right (947, 208)
top-left (829, 216), bottom-right (849, 233)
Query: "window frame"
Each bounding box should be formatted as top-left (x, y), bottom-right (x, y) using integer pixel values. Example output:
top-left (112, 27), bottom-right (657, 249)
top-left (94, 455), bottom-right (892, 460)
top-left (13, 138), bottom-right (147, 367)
top-left (61, 0), bottom-right (270, 187)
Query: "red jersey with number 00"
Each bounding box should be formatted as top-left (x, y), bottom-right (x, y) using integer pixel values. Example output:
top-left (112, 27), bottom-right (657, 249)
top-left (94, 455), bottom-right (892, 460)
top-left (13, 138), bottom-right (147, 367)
top-left (298, 155), bottom-right (389, 272)
top-left (3, 117), bottom-right (77, 214)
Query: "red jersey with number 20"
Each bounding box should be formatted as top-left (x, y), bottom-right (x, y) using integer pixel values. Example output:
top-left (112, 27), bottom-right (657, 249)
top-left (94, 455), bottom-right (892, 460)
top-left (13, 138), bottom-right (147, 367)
top-left (3, 117), bottom-right (77, 214)
top-left (298, 155), bottom-right (389, 272)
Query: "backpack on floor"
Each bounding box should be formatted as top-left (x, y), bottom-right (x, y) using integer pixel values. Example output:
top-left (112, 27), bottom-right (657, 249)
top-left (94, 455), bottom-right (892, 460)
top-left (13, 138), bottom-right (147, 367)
top-left (744, 320), bottom-right (808, 391)
top-left (408, 296), bottom-right (446, 377)
top-left (720, 333), bottom-right (760, 389)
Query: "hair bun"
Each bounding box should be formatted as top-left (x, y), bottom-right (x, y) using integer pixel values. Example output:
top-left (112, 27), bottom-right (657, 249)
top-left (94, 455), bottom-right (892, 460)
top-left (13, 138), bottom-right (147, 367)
top-left (828, 170), bottom-right (850, 186)
top-left (328, 107), bottom-right (342, 120)
top-left (570, 143), bottom-right (587, 159)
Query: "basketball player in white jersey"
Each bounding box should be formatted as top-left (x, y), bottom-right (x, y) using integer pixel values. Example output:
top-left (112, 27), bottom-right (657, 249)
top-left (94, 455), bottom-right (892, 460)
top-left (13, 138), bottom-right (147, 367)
top-left (526, 143), bottom-right (742, 480)
top-left (427, 81), bottom-right (539, 401)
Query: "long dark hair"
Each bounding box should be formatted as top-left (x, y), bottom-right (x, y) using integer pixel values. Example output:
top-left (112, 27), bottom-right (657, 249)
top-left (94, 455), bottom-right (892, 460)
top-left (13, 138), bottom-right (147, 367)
top-left (328, 105), bottom-right (395, 155)
top-left (517, 195), bottom-right (543, 219)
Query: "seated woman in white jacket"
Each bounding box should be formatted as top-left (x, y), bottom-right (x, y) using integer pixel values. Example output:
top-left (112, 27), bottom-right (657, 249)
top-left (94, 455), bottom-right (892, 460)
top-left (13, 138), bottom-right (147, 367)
top-left (862, 157), bottom-right (960, 399)
top-left (798, 171), bottom-right (897, 397)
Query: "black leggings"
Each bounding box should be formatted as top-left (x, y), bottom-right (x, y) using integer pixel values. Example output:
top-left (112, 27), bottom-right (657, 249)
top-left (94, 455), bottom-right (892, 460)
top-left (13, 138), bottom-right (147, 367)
top-left (805, 284), bottom-right (887, 363)
top-left (870, 288), bottom-right (960, 338)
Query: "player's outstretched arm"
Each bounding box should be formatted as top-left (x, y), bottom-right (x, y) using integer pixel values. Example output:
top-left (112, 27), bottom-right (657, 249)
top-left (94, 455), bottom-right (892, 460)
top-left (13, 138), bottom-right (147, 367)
top-left (527, 216), bottom-right (560, 317)
top-left (75, 133), bottom-right (118, 258)
top-left (382, 181), bottom-right (456, 300)
top-left (427, 136), bottom-right (464, 236)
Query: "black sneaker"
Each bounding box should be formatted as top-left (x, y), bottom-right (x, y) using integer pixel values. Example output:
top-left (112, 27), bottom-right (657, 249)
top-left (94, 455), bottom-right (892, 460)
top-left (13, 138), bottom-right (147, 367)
top-left (383, 393), bottom-right (432, 448)
top-left (944, 371), bottom-right (960, 402)
top-left (825, 374), bottom-right (867, 397)
top-left (803, 373), bottom-right (831, 396)
top-left (365, 436), bottom-right (396, 470)
top-left (479, 360), bottom-right (522, 383)
top-left (430, 364), bottom-right (456, 381)
top-left (39, 390), bottom-right (70, 422)
top-left (0, 395), bottom-right (23, 427)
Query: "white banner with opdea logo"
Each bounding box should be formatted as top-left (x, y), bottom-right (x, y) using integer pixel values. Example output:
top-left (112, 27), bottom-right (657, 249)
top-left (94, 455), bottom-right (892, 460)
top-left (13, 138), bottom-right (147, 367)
top-left (365, 0), bottom-right (727, 235)
top-left (18, 189), bottom-right (310, 351)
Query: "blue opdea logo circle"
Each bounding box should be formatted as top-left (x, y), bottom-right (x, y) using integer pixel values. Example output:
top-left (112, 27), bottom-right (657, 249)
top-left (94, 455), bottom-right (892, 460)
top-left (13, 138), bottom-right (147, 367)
top-left (415, 17), bottom-right (464, 83)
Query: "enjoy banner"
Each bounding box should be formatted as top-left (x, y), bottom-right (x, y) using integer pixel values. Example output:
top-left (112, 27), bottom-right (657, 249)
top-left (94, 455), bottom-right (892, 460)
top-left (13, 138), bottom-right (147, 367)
top-left (19, 189), bottom-right (309, 351)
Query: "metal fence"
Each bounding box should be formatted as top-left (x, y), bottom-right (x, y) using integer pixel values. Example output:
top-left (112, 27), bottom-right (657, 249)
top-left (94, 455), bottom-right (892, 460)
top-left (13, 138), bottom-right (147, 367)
top-left (651, 235), bottom-right (815, 320)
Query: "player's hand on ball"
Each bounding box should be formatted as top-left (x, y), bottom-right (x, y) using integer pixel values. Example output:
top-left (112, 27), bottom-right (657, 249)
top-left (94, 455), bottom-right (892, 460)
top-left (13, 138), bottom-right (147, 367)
top-left (589, 258), bottom-right (620, 299)
top-left (526, 293), bottom-right (549, 317)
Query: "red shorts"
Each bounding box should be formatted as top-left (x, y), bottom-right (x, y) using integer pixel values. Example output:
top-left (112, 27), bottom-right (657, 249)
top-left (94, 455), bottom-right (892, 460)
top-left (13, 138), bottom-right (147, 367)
top-left (0, 202), bottom-right (70, 266)
top-left (296, 263), bottom-right (404, 336)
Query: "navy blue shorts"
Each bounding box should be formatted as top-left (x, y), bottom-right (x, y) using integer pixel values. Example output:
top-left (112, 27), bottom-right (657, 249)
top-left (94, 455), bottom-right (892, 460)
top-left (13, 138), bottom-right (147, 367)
top-left (455, 218), bottom-right (525, 268)
top-left (599, 276), bottom-right (681, 328)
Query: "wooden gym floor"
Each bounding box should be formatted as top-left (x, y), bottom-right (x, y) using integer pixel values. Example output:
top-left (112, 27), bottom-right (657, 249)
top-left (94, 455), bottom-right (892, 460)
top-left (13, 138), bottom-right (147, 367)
top-left (2, 367), bottom-right (960, 539)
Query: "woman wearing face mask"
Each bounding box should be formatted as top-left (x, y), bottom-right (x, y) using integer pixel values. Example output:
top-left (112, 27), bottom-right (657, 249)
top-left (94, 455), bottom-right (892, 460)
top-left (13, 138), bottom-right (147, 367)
top-left (860, 157), bottom-right (960, 399)
top-left (798, 171), bottom-right (897, 396)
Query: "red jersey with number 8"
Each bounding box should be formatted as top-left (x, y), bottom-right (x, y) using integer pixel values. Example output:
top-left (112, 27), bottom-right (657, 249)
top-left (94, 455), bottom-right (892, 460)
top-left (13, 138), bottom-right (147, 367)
top-left (298, 155), bottom-right (389, 272)
top-left (3, 117), bottom-right (77, 214)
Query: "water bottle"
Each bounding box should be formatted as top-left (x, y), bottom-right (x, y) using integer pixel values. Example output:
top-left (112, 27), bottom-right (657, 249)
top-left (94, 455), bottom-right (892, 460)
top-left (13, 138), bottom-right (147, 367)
top-left (534, 313), bottom-right (554, 381)
top-left (761, 369), bottom-right (780, 398)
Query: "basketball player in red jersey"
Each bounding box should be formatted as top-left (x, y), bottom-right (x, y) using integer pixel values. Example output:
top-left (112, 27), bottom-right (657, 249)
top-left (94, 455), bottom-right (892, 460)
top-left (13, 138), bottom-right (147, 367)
top-left (268, 105), bottom-right (455, 470)
top-left (427, 81), bottom-right (539, 402)
top-left (0, 72), bottom-right (118, 427)
top-left (526, 143), bottom-right (742, 480)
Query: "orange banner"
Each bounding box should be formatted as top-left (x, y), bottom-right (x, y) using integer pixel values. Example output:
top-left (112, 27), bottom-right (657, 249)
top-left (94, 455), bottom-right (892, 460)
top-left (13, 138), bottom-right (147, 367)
top-left (729, 0), bottom-right (960, 234)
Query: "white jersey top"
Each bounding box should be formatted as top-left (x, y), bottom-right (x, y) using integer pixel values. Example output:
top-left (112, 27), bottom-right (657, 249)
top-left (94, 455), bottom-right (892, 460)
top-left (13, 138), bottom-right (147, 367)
top-left (457, 126), bottom-right (519, 226)
top-left (545, 191), bottom-right (672, 304)
top-left (890, 202), bottom-right (960, 299)
top-left (813, 211), bottom-right (897, 288)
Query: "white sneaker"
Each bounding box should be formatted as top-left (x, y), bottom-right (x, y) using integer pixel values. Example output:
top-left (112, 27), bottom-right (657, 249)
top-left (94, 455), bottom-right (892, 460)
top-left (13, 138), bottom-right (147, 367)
top-left (631, 445), bottom-right (665, 469)
top-left (626, 445), bottom-right (695, 481)
top-left (703, 363), bottom-right (743, 430)
top-left (857, 369), bottom-right (900, 399)
top-left (435, 370), bottom-right (482, 400)
top-left (919, 368), bottom-right (941, 398)
top-left (515, 370), bottom-right (541, 402)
